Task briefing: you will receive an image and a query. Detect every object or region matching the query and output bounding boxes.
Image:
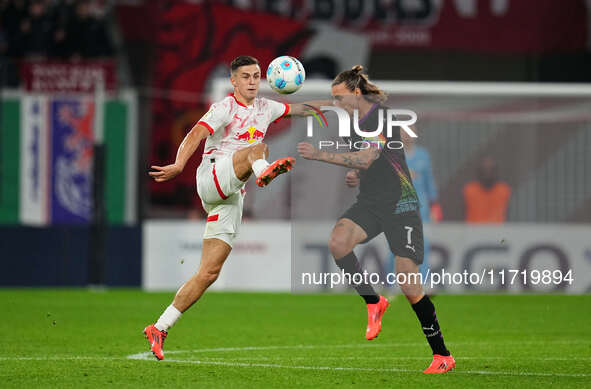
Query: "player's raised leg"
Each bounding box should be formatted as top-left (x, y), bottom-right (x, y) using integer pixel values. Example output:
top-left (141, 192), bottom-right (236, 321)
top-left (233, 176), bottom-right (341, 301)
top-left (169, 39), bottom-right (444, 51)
top-left (144, 238), bottom-right (232, 360)
top-left (231, 142), bottom-right (295, 187)
top-left (329, 218), bottom-right (389, 340)
top-left (232, 142), bottom-right (269, 181)
top-left (395, 256), bottom-right (455, 373)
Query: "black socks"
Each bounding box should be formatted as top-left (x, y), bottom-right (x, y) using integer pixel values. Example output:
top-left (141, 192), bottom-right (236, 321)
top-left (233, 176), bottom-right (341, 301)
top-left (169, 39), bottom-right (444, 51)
top-left (334, 253), bottom-right (449, 355)
top-left (412, 295), bottom-right (450, 356)
top-left (334, 251), bottom-right (380, 304)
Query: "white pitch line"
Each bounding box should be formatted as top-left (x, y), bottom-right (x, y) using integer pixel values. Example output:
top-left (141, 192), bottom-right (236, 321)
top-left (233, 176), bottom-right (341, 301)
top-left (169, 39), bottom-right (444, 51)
top-left (125, 346), bottom-right (591, 378)
top-left (155, 358), bottom-right (591, 378)
top-left (4, 355), bottom-right (588, 363)
top-left (3, 354), bottom-right (589, 379)
top-left (0, 356), bottom-right (118, 361)
top-left (126, 339), bottom-right (591, 358)
top-left (125, 343), bottom-right (425, 359)
top-left (4, 341), bottom-right (590, 379)
top-left (188, 356), bottom-right (591, 362)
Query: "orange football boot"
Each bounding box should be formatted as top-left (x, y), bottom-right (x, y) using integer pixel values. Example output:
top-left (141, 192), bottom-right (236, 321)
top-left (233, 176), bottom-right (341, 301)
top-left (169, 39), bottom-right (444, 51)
top-left (423, 354), bottom-right (456, 373)
top-left (143, 324), bottom-right (167, 361)
top-left (366, 296), bottom-right (389, 340)
top-left (256, 157), bottom-right (296, 187)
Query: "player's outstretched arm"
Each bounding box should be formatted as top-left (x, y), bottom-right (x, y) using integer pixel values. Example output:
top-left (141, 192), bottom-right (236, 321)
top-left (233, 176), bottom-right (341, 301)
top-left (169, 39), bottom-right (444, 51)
top-left (297, 142), bottom-right (379, 170)
top-left (149, 124), bottom-right (210, 182)
top-left (288, 100), bottom-right (333, 117)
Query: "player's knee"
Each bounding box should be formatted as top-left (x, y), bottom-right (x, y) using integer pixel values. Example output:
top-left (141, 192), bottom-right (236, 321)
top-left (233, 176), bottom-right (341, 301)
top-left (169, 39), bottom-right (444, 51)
top-left (329, 233), bottom-right (353, 258)
top-left (398, 279), bottom-right (411, 293)
top-left (397, 272), bottom-right (423, 301)
top-left (198, 268), bottom-right (221, 286)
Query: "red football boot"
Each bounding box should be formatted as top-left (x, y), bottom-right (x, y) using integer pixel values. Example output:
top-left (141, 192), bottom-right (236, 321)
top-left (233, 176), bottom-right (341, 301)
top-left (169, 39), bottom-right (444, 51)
top-left (423, 354), bottom-right (456, 373)
top-left (366, 296), bottom-right (389, 340)
top-left (143, 324), bottom-right (167, 361)
top-left (256, 157), bottom-right (296, 187)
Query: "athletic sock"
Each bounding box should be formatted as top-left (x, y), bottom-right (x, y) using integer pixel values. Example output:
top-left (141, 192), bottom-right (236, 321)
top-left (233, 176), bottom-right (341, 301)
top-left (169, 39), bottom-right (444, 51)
top-left (335, 251), bottom-right (380, 304)
top-left (154, 304), bottom-right (182, 332)
top-left (251, 159), bottom-right (270, 177)
top-left (411, 295), bottom-right (450, 356)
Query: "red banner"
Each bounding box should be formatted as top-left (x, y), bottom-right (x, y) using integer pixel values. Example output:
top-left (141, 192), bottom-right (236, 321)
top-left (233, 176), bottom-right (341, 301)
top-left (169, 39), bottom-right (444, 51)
top-left (20, 60), bottom-right (117, 93)
top-left (237, 0), bottom-right (589, 53)
top-left (359, 0), bottom-right (589, 52)
top-left (118, 0), bottom-right (589, 53)
top-left (125, 0), bottom-right (586, 53)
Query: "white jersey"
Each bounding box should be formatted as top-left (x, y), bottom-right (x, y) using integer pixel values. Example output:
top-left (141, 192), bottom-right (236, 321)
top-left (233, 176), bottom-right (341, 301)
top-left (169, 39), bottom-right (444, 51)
top-left (197, 94), bottom-right (289, 160)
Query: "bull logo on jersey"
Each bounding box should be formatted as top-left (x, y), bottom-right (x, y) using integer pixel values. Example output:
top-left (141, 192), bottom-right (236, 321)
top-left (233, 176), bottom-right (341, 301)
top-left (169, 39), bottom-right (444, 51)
top-left (236, 126), bottom-right (264, 144)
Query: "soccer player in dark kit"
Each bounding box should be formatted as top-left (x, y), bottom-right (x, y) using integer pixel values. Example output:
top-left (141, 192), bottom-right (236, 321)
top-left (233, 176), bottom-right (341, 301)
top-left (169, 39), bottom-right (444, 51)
top-left (297, 65), bottom-right (455, 374)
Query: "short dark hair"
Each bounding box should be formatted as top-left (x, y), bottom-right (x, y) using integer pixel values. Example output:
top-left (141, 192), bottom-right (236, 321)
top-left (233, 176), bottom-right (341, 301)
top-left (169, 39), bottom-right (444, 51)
top-left (230, 56), bottom-right (259, 73)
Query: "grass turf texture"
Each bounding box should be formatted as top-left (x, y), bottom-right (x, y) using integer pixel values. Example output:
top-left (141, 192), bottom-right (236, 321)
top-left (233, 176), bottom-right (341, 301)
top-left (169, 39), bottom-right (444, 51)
top-left (1, 290), bottom-right (590, 388)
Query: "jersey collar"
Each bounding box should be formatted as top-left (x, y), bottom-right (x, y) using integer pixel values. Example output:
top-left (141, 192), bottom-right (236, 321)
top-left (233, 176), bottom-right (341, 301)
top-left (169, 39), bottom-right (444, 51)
top-left (228, 93), bottom-right (253, 108)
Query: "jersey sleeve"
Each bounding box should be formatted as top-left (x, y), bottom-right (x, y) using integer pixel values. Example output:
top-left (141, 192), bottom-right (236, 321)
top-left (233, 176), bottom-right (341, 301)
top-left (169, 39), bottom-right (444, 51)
top-left (265, 98), bottom-right (290, 123)
top-left (197, 100), bottom-right (231, 135)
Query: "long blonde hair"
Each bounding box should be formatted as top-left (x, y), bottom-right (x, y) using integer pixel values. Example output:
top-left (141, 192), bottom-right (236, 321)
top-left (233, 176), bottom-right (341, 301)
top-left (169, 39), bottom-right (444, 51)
top-left (332, 65), bottom-right (387, 103)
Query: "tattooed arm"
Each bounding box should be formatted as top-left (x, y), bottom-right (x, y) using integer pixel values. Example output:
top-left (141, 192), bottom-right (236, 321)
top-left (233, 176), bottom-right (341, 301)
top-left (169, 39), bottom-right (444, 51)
top-left (297, 142), bottom-right (380, 170)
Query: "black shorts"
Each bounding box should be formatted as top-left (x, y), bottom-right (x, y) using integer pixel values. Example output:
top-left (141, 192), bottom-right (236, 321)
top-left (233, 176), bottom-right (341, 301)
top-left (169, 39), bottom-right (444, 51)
top-left (340, 202), bottom-right (424, 264)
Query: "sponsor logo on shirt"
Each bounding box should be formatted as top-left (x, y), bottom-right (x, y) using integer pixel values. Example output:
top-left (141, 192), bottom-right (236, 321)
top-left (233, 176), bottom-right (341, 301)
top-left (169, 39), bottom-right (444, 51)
top-left (236, 126), bottom-right (264, 143)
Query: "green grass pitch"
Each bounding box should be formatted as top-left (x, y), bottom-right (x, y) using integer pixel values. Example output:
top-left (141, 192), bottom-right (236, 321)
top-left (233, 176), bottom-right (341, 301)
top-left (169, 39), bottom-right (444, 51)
top-left (1, 290), bottom-right (590, 388)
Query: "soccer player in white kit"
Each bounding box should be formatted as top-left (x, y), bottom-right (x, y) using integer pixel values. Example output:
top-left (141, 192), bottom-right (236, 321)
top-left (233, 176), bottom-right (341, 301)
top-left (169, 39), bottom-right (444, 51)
top-left (143, 56), bottom-right (328, 360)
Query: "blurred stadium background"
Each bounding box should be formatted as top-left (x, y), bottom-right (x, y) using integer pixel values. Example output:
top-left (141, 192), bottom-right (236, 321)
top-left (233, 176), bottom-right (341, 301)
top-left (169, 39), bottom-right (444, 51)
top-left (1, 0), bottom-right (591, 386)
top-left (2, 0), bottom-right (590, 291)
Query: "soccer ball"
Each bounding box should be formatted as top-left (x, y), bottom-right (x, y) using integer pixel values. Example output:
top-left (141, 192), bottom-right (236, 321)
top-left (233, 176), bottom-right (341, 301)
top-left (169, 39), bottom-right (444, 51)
top-left (266, 56), bottom-right (306, 94)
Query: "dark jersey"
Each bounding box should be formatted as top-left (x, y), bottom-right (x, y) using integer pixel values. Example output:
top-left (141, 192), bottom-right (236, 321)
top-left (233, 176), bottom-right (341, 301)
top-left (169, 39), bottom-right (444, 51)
top-left (343, 103), bottom-right (419, 214)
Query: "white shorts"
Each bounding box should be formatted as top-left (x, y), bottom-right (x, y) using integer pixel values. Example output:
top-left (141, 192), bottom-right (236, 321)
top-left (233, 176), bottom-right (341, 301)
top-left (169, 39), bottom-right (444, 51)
top-left (196, 154), bottom-right (246, 247)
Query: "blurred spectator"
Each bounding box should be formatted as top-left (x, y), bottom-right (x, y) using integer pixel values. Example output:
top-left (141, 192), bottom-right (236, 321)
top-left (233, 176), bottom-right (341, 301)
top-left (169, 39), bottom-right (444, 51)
top-left (463, 156), bottom-right (511, 223)
top-left (0, 0), bottom-right (113, 60)
top-left (49, 0), bottom-right (77, 58)
top-left (1, 0), bottom-right (29, 57)
top-left (21, 0), bottom-right (53, 57)
top-left (69, 0), bottom-right (114, 58)
top-left (0, 23), bottom-right (7, 55)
